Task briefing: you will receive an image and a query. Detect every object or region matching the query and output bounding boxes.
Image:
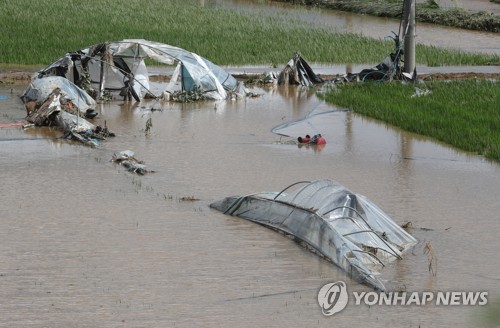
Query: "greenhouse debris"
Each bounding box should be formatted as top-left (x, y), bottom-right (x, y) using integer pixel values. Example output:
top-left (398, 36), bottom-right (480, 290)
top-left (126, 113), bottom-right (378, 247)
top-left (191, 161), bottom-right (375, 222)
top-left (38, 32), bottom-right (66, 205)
top-left (278, 52), bottom-right (325, 87)
top-left (24, 87), bottom-right (113, 147)
top-left (112, 150), bottom-right (152, 175)
top-left (36, 39), bottom-right (246, 102)
top-left (211, 179), bottom-right (417, 291)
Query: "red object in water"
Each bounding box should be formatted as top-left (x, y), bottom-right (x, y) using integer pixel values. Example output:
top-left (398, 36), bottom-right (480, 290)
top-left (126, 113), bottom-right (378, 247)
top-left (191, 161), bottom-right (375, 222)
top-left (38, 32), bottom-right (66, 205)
top-left (316, 137), bottom-right (326, 145)
top-left (0, 122), bottom-right (25, 128)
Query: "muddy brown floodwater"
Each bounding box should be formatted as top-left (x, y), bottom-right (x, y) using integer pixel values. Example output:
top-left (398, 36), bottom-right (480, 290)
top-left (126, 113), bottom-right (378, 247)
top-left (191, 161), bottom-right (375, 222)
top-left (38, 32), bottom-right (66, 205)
top-left (0, 75), bottom-right (499, 327)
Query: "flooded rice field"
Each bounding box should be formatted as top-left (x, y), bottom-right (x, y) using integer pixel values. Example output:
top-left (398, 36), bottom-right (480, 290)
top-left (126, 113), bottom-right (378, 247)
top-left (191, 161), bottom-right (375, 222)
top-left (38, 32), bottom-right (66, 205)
top-left (1, 79), bottom-right (499, 327)
top-left (216, 0), bottom-right (500, 55)
top-left (1, 1), bottom-right (499, 326)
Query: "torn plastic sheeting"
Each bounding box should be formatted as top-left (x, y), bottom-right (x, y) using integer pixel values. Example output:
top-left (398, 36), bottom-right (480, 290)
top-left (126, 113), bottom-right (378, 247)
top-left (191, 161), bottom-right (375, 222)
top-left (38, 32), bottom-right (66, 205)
top-left (24, 88), bottom-right (113, 147)
top-left (278, 53), bottom-right (324, 87)
top-left (56, 110), bottom-right (95, 134)
top-left (112, 150), bottom-right (150, 175)
top-left (22, 76), bottom-right (96, 112)
top-left (37, 39), bottom-right (242, 101)
top-left (271, 101), bottom-right (343, 138)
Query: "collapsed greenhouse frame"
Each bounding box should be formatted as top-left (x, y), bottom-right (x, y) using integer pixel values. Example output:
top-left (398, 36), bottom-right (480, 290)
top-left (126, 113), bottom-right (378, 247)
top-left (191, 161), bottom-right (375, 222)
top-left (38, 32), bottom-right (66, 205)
top-left (36, 39), bottom-right (244, 101)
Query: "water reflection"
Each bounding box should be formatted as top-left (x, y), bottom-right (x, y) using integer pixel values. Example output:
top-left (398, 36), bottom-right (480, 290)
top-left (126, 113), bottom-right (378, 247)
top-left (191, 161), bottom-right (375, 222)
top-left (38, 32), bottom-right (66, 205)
top-left (1, 77), bottom-right (499, 327)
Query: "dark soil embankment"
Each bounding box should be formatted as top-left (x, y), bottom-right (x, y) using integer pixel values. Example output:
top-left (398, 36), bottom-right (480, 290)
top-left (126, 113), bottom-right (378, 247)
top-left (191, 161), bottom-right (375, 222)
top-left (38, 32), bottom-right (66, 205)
top-left (275, 0), bottom-right (500, 32)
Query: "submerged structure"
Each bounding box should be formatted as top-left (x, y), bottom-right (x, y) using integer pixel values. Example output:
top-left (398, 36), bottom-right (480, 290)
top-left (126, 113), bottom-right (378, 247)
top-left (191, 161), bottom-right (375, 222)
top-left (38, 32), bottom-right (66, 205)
top-left (278, 52), bottom-right (325, 87)
top-left (210, 180), bottom-right (417, 291)
top-left (19, 40), bottom-right (244, 147)
top-left (35, 39), bottom-right (244, 101)
top-left (21, 76), bottom-right (113, 147)
top-left (22, 76), bottom-right (97, 112)
top-left (273, 31), bottom-right (414, 86)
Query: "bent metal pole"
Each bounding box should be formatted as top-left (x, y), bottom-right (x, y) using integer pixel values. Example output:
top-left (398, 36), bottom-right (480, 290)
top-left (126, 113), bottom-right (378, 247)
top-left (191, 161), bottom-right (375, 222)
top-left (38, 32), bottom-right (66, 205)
top-left (402, 0), bottom-right (416, 75)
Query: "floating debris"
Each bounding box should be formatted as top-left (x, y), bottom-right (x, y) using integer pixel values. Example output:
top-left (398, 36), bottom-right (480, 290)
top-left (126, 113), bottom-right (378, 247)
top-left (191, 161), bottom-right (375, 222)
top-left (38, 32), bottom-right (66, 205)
top-left (179, 196), bottom-right (200, 202)
top-left (111, 150), bottom-right (152, 175)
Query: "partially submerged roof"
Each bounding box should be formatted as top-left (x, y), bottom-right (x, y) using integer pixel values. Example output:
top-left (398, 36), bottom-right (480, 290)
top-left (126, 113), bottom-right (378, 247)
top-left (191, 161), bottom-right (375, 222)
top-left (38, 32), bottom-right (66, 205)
top-left (23, 86), bottom-right (113, 147)
top-left (211, 179), bottom-right (417, 291)
top-left (37, 39), bottom-right (243, 101)
top-left (278, 52), bottom-right (324, 87)
top-left (22, 76), bottom-right (96, 112)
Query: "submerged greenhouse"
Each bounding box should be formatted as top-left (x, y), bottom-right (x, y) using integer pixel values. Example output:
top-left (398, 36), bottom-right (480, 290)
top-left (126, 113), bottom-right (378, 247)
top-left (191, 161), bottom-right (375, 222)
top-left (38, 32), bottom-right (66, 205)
top-left (210, 179), bottom-right (417, 291)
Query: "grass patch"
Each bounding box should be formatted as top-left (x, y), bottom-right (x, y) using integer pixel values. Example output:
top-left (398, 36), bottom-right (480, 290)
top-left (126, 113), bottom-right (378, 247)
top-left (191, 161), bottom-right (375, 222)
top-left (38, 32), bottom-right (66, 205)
top-left (320, 79), bottom-right (500, 161)
top-left (0, 0), bottom-right (498, 67)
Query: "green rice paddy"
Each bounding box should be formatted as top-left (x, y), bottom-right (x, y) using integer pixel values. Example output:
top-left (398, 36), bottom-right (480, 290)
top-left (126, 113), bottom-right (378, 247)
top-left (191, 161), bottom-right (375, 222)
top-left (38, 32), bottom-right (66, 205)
top-left (0, 0), bottom-right (498, 66)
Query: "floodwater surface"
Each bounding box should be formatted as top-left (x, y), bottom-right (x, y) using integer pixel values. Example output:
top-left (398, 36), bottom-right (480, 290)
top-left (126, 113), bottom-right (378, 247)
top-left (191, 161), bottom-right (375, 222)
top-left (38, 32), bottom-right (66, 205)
top-left (0, 79), bottom-right (499, 327)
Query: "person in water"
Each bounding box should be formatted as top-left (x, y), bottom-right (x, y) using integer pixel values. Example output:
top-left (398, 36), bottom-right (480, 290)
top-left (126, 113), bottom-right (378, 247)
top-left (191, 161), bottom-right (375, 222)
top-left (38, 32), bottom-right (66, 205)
top-left (315, 134), bottom-right (326, 145)
top-left (297, 134), bottom-right (311, 143)
top-left (310, 134), bottom-right (326, 145)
